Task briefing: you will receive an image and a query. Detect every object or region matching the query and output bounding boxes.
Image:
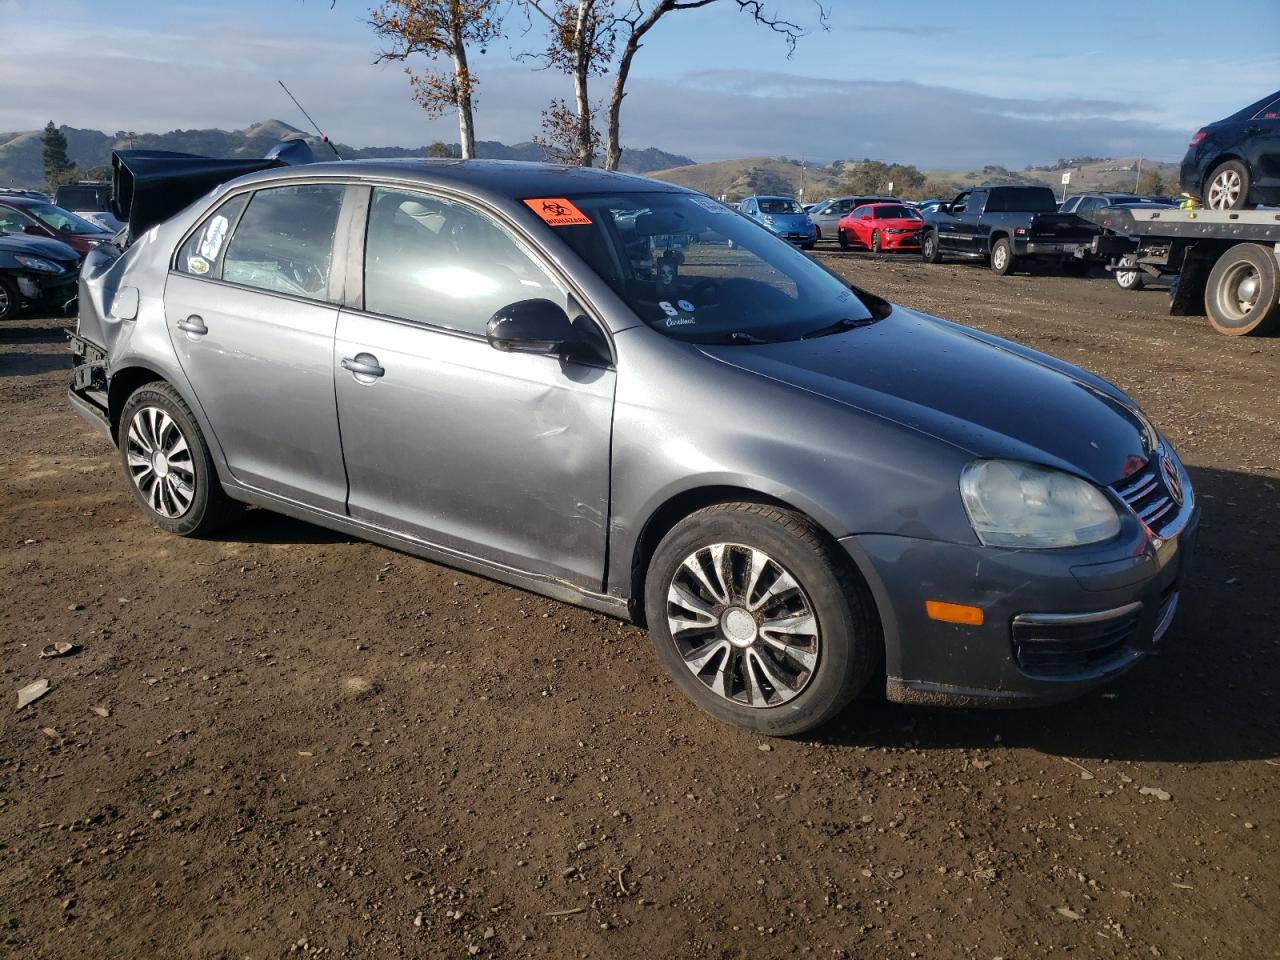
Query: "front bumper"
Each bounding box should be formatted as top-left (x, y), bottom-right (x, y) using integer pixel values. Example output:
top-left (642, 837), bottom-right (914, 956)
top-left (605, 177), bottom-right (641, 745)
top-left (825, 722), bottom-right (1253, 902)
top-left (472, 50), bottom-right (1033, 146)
top-left (842, 483), bottom-right (1200, 708)
top-left (12, 269), bottom-right (78, 310)
top-left (882, 231), bottom-right (921, 249)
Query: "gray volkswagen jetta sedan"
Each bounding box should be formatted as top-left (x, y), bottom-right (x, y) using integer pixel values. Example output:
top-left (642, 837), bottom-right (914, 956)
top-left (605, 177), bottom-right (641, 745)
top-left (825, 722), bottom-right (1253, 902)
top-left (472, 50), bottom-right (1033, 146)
top-left (69, 157), bottom-right (1198, 735)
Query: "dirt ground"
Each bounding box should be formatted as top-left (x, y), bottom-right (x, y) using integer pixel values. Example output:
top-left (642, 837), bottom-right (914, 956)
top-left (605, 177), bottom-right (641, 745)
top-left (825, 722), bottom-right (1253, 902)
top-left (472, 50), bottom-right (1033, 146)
top-left (2, 253), bottom-right (1278, 960)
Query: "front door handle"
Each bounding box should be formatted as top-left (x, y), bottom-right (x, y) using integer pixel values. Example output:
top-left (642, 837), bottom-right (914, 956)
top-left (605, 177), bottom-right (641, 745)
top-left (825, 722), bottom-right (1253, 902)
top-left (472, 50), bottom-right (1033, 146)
top-left (341, 353), bottom-right (385, 380)
top-left (177, 315), bottom-right (207, 336)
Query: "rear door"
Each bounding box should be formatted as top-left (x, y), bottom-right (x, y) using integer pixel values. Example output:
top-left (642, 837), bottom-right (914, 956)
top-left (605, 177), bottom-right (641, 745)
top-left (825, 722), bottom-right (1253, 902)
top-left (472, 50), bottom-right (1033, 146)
top-left (1247, 95), bottom-right (1280, 190)
top-left (164, 182), bottom-right (351, 512)
top-left (332, 185), bottom-right (615, 589)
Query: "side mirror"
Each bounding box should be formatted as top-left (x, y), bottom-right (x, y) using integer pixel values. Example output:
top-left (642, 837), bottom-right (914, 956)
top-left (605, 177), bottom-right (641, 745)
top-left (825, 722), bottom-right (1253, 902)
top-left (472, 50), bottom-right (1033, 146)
top-left (486, 299), bottom-right (581, 358)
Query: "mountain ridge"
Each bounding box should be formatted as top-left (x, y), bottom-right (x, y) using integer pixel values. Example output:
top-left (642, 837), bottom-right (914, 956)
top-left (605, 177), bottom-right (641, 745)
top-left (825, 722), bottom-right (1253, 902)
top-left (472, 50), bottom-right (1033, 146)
top-left (0, 119), bottom-right (695, 187)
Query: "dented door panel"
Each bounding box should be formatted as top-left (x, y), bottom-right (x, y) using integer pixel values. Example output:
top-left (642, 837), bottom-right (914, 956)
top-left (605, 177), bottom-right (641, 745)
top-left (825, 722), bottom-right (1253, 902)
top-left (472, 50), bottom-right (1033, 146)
top-left (333, 310), bottom-right (615, 590)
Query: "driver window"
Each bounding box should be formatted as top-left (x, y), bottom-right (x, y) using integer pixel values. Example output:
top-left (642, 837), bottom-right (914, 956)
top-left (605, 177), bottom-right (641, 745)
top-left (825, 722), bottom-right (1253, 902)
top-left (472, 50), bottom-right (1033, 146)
top-left (362, 187), bottom-right (566, 336)
top-left (220, 185), bottom-right (344, 300)
top-left (951, 193), bottom-right (969, 214)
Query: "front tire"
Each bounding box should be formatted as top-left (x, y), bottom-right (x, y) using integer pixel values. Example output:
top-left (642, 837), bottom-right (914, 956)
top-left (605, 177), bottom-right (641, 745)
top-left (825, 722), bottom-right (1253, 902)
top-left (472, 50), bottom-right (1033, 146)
top-left (1204, 159), bottom-right (1251, 210)
top-left (643, 502), bottom-right (878, 736)
top-left (1204, 242), bottom-right (1280, 336)
top-left (0, 276), bottom-right (20, 322)
top-left (990, 237), bottom-right (1016, 275)
top-left (118, 382), bottom-right (237, 536)
top-left (921, 230), bottom-right (941, 264)
top-left (871, 230), bottom-right (882, 254)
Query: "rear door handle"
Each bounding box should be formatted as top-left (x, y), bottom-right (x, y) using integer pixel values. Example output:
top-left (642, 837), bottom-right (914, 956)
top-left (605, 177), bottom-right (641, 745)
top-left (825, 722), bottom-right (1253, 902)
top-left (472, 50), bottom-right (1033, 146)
top-left (341, 353), bottom-right (385, 380)
top-left (177, 315), bottom-right (207, 336)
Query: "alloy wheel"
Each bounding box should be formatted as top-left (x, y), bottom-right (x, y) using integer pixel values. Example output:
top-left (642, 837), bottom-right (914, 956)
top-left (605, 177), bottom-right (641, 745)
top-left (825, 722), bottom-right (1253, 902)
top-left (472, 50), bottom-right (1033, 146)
top-left (126, 406), bottom-right (196, 518)
top-left (665, 542), bottom-right (820, 707)
top-left (993, 245), bottom-right (1008, 270)
top-left (1207, 169), bottom-right (1242, 210)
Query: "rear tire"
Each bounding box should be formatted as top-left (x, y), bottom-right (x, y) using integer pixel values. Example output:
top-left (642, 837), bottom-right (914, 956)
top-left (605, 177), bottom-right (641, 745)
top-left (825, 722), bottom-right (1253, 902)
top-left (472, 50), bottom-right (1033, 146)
top-left (990, 238), bottom-right (1016, 276)
top-left (643, 502), bottom-right (878, 736)
top-left (1204, 159), bottom-right (1252, 210)
top-left (837, 229), bottom-right (850, 251)
top-left (118, 382), bottom-right (238, 536)
top-left (1115, 254), bottom-right (1145, 290)
top-left (921, 230), bottom-right (941, 264)
top-left (1204, 243), bottom-right (1280, 336)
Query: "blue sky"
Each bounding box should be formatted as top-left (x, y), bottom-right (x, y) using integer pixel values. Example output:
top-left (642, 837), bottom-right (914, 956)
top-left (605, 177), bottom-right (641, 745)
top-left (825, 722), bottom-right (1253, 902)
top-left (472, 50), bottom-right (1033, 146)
top-left (2, 0), bottom-right (1277, 167)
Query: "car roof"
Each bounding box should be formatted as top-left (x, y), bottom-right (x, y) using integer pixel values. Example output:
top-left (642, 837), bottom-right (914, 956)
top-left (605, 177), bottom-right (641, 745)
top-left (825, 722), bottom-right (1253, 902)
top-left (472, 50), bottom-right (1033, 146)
top-left (0, 196), bottom-right (39, 207)
top-left (231, 158), bottom-right (686, 198)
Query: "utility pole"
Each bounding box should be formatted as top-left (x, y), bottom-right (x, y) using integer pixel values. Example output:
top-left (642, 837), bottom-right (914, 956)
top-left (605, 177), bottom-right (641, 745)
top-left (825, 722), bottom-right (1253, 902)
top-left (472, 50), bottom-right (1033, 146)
top-left (1134, 156), bottom-right (1143, 193)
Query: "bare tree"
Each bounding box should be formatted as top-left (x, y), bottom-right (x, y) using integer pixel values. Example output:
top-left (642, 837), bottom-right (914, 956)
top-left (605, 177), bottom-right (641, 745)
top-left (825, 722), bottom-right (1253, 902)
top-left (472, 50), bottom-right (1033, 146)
top-left (521, 0), bottom-right (616, 166)
top-left (603, 0), bottom-right (827, 170)
top-left (370, 0), bottom-right (503, 159)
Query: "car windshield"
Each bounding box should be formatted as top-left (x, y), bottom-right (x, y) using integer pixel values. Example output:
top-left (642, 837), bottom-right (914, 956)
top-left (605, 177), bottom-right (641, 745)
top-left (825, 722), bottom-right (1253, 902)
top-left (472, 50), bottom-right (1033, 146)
top-left (874, 205), bottom-right (920, 220)
top-left (547, 192), bottom-right (873, 344)
top-left (26, 202), bottom-right (102, 234)
top-left (757, 198), bottom-right (802, 215)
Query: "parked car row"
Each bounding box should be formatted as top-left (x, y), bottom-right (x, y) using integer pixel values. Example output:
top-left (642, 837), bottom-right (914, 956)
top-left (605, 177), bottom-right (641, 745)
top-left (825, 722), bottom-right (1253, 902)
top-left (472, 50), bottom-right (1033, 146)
top-left (0, 194), bottom-right (114, 320)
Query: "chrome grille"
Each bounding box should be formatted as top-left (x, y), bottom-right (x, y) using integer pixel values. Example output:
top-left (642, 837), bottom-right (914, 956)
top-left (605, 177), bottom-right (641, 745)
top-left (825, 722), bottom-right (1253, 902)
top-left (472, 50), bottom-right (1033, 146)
top-left (1112, 456), bottom-right (1183, 537)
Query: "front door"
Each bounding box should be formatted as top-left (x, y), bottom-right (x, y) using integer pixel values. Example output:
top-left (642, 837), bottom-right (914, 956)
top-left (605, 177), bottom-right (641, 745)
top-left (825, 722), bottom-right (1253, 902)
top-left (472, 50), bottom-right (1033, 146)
top-left (935, 192), bottom-right (970, 252)
top-left (164, 183), bottom-right (350, 512)
top-left (333, 186), bottom-right (615, 589)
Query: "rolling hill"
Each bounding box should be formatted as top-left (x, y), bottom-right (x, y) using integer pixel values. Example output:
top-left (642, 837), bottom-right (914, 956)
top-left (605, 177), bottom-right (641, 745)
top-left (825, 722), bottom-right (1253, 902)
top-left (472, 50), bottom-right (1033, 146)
top-left (649, 156), bottom-right (1182, 202)
top-left (0, 120), bottom-right (694, 188)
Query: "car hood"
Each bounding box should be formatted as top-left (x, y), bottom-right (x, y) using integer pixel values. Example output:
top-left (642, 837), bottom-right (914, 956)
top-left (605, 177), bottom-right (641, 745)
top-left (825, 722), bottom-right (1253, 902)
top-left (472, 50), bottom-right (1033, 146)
top-left (0, 232), bottom-right (80, 261)
top-left (698, 307), bottom-right (1153, 486)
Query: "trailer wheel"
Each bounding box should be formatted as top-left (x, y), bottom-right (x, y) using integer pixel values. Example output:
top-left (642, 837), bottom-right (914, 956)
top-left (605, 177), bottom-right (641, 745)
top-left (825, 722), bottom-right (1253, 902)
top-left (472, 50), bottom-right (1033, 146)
top-left (1115, 255), bottom-right (1145, 291)
top-left (1204, 243), bottom-right (1280, 336)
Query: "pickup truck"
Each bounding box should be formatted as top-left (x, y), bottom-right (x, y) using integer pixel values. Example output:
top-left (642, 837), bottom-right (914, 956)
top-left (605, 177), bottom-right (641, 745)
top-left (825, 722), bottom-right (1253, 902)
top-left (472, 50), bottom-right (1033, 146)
top-left (920, 185), bottom-right (1098, 275)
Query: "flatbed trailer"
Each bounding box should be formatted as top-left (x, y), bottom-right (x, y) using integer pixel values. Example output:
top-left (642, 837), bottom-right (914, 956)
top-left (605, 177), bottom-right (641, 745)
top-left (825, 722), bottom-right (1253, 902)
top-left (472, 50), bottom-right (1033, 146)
top-left (1086, 206), bottom-right (1280, 336)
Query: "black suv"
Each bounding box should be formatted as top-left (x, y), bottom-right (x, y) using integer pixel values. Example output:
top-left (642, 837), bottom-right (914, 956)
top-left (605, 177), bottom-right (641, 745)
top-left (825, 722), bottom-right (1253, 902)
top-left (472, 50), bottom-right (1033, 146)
top-left (1180, 90), bottom-right (1280, 209)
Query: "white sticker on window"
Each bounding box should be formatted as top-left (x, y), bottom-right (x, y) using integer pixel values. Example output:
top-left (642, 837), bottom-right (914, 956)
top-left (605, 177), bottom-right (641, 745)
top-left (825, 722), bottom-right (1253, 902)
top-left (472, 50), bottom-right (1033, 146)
top-left (658, 301), bottom-right (680, 317)
top-left (677, 299), bottom-right (696, 312)
top-left (199, 215), bottom-right (229, 262)
top-left (186, 255), bottom-right (210, 275)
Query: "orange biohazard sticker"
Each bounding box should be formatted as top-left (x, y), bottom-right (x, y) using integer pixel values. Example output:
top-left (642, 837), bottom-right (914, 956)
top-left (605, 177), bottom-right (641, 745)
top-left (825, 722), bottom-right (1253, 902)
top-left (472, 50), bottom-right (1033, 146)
top-left (524, 198), bottom-right (592, 226)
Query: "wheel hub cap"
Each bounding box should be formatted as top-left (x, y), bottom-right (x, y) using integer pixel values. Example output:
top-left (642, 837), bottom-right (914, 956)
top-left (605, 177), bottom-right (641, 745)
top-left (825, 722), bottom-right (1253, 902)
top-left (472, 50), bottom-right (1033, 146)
top-left (666, 542), bottom-right (820, 708)
top-left (721, 607), bottom-right (758, 647)
top-left (125, 406), bottom-right (196, 519)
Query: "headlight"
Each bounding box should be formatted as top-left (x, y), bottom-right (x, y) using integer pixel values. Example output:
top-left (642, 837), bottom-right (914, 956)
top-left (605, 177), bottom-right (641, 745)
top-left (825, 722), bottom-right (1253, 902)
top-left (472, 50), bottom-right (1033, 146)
top-left (14, 255), bottom-right (61, 273)
top-left (960, 460), bottom-right (1120, 548)
top-left (763, 215), bottom-right (775, 223)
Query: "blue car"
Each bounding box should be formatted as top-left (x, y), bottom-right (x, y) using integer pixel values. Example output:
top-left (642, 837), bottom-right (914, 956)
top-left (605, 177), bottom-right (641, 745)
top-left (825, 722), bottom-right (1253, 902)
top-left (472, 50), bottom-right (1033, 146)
top-left (738, 195), bottom-right (816, 249)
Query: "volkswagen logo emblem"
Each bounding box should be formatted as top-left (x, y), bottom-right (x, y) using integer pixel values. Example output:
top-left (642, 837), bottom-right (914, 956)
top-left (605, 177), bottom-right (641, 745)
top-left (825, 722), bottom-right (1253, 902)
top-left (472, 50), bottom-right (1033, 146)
top-left (1160, 457), bottom-right (1184, 506)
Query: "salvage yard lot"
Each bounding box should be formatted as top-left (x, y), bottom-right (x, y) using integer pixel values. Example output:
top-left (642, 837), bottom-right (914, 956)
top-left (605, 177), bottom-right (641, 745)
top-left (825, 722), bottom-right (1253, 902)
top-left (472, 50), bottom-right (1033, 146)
top-left (2, 257), bottom-right (1277, 959)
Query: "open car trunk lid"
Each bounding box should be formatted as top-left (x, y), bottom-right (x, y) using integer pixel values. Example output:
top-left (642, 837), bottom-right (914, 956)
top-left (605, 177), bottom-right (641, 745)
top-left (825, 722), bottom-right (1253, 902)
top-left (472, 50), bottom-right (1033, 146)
top-left (111, 138), bottom-right (318, 241)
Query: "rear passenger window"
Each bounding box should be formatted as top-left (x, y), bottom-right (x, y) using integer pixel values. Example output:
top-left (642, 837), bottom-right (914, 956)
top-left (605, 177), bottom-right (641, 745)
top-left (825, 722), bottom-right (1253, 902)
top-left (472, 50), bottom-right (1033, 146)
top-left (221, 184), bottom-right (345, 300)
top-left (362, 187), bottom-right (566, 336)
top-left (176, 194), bottom-right (249, 279)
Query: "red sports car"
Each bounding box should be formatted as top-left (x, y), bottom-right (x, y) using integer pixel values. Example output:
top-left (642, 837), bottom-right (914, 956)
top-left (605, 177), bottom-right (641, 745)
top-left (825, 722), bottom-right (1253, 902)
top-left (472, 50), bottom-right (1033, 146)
top-left (837, 203), bottom-right (923, 253)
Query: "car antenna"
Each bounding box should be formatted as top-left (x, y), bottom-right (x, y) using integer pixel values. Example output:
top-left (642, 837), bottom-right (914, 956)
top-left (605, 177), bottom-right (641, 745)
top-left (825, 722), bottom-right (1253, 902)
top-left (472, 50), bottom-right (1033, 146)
top-left (277, 79), bottom-right (343, 159)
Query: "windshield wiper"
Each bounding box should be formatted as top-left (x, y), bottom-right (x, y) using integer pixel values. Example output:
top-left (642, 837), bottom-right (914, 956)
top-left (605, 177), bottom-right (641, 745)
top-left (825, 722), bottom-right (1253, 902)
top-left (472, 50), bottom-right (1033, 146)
top-left (800, 316), bottom-right (878, 340)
